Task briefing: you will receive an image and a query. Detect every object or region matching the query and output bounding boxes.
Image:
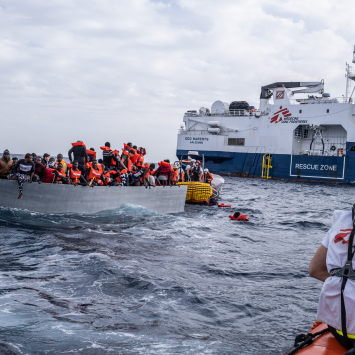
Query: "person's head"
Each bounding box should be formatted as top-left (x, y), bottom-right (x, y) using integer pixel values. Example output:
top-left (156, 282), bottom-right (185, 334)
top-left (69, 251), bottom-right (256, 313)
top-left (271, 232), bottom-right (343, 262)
top-left (57, 163), bottom-right (63, 171)
top-left (35, 156), bottom-right (42, 164)
top-left (43, 153), bottom-right (50, 161)
top-left (233, 212), bottom-right (241, 218)
top-left (105, 142), bottom-right (111, 148)
top-left (3, 149), bottom-right (10, 161)
top-left (98, 158), bottom-right (103, 164)
top-left (196, 160), bottom-right (201, 166)
top-left (133, 145), bottom-right (137, 150)
top-left (173, 164), bottom-right (178, 170)
top-left (25, 153), bottom-right (33, 163)
top-left (57, 154), bottom-right (63, 161)
top-left (191, 159), bottom-right (196, 164)
top-left (164, 159), bottom-right (170, 163)
top-left (73, 160), bottom-right (79, 169)
top-left (140, 147), bottom-right (144, 154)
top-left (128, 149), bottom-right (135, 157)
top-left (89, 147), bottom-right (95, 151)
top-left (92, 159), bottom-right (98, 168)
top-left (127, 142), bottom-right (132, 148)
top-left (103, 166), bottom-right (108, 174)
top-left (12, 157), bottom-right (18, 165)
top-left (149, 163), bottom-right (155, 170)
top-left (32, 153), bottom-right (37, 158)
top-left (49, 157), bottom-right (55, 162)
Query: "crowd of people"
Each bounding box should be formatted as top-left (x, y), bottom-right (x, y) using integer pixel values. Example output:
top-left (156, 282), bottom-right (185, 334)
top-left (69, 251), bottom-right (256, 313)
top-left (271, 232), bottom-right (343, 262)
top-left (0, 142), bottom-right (213, 199)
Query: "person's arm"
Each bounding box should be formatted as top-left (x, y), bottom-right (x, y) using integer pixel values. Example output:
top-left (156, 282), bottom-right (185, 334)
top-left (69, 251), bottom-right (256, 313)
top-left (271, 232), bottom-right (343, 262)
top-left (12, 161), bottom-right (20, 176)
top-left (309, 244), bottom-right (329, 282)
top-left (120, 156), bottom-right (127, 170)
top-left (84, 148), bottom-right (89, 164)
top-left (29, 171), bottom-right (34, 183)
top-left (85, 167), bottom-right (91, 180)
top-left (100, 173), bottom-right (107, 186)
top-left (68, 147), bottom-right (74, 162)
top-left (80, 174), bottom-right (88, 184)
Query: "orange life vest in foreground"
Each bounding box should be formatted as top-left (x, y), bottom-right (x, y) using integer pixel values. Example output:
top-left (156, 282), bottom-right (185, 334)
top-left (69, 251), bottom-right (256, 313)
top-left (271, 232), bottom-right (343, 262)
top-left (172, 170), bottom-right (178, 180)
top-left (229, 214), bottom-right (249, 221)
top-left (70, 168), bottom-right (82, 183)
top-left (122, 151), bottom-right (132, 172)
top-left (98, 171), bottom-right (116, 185)
top-left (87, 149), bottom-right (96, 159)
top-left (136, 154), bottom-right (144, 167)
top-left (56, 169), bottom-right (66, 181)
top-left (88, 165), bottom-right (103, 180)
top-left (204, 172), bottom-right (213, 182)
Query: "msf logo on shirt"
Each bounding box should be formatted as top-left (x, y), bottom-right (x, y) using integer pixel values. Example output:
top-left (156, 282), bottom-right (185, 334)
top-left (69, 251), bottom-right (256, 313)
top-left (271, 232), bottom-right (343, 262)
top-left (334, 229), bottom-right (353, 244)
top-left (270, 106), bottom-right (292, 123)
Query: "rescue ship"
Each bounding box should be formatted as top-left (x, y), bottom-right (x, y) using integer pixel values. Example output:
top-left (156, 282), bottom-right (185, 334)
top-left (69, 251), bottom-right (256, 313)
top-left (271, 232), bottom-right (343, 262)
top-left (176, 46), bottom-right (355, 183)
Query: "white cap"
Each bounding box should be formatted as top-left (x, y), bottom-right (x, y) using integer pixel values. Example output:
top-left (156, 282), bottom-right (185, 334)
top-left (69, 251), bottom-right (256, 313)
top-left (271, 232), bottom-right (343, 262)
top-left (204, 168), bottom-right (209, 173)
top-left (191, 159), bottom-right (196, 163)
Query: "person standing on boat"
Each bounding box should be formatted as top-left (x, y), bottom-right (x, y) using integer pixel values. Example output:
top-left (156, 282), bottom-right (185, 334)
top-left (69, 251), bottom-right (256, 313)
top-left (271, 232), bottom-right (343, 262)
top-left (68, 141), bottom-right (88, 174)
top-left (9, 153), bottom-right (35, 199)
top-left (309, 209), bottom-right (355, 350)
top-left (186, 160), bottom-right (203, 182)
top-left (0, 149), bottom-right (13, 179)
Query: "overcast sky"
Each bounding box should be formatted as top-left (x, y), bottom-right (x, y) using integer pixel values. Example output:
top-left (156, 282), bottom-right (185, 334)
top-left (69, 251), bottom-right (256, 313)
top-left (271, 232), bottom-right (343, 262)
top-left (1, 0), bottom-right (355, 161)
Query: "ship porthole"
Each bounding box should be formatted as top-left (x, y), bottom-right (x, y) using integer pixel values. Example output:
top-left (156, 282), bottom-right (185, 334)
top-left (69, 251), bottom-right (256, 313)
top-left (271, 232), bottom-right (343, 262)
top-left (330, 145), bottom-right (336, 151)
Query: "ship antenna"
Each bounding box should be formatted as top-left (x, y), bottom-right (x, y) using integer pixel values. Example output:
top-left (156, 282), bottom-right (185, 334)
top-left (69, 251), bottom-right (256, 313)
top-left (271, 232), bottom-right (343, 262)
top-left (345, 45), bottom-right (355, 102)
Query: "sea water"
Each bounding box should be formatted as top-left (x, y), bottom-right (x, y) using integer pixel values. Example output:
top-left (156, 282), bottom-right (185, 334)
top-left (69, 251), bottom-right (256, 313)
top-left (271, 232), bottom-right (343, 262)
top-left (0, 177), bottom-right (352, 354)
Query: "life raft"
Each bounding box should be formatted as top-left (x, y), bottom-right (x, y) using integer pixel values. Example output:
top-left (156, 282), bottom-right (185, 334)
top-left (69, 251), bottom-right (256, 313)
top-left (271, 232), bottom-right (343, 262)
top-left (177, 182), bottom-right (213, 204)
top-left (218, 203), bottom-right (231, 208)
top-left (285, 322), bottom-right (347, 355)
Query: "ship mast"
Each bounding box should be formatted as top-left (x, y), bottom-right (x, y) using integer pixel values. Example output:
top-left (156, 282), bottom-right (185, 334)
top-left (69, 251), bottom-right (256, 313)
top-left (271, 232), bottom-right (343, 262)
top-left (345, 45), bottom-right (355, 101)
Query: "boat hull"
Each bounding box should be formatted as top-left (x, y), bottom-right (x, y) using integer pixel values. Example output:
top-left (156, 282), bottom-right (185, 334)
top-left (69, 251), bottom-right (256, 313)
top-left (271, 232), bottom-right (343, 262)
top-left (177, 146), bottom-right (355, 183)
top-left (0, 181), bottom-right (187, 214)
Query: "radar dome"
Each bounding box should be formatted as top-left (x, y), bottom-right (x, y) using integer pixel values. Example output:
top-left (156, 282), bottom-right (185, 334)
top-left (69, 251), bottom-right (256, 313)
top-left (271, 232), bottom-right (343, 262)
top-left (211, 101), bottom-right (229, 115)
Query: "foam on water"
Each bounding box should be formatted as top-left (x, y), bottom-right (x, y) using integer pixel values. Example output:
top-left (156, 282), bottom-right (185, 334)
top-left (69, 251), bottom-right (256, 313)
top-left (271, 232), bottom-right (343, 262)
top-left (0, 177), bottom-right (352, 354)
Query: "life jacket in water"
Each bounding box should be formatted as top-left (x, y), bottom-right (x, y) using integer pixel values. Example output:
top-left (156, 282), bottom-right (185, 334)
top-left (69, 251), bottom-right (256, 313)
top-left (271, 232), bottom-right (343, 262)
top-left (43, 168), bottom-right (56, 183)
top-left (70, 168), bottom-right (82, 183)
top-left (88, 165), bottom-right (103, 180)
top-left (229, 213), bottom-right (249, 221)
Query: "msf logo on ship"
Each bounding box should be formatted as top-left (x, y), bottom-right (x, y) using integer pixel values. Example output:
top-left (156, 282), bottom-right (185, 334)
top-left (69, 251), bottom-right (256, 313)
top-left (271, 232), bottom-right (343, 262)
top-left (270, 106), bottom-right (292, 123)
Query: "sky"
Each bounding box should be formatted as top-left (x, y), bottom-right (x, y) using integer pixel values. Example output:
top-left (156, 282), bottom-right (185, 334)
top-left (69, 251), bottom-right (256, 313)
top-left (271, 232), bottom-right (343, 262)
top-left (1, 0), bottom-right (355, 161)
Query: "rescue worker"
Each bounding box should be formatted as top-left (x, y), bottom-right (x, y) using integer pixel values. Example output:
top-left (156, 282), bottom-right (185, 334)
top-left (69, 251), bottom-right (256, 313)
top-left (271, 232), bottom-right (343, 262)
top-left (187, 160), bottom-right (203, 182)
top-left (203, 168), bottom-right (213, 184)
top-left (68, 160), bottom-right (89, 186)
top-left (85, 160), bottom-right (107, 187)
top-left (9, 153), bottom-right (35, 199)
top-left (68, 141), bottom-right (88, 173)
top-left (309, 207), bottom-right (355, 350)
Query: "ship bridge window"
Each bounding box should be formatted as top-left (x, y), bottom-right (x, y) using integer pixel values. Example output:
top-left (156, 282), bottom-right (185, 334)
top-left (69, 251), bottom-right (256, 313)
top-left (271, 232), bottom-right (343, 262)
top-left (228, 138), bottom-right (245, 146)
top-left (295, 126), bottom-right (302, 138)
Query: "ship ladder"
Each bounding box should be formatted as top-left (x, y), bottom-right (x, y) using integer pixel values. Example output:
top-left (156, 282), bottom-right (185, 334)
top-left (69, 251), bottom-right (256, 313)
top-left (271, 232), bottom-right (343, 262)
top-left (261, 153), bottom-right (272, 179)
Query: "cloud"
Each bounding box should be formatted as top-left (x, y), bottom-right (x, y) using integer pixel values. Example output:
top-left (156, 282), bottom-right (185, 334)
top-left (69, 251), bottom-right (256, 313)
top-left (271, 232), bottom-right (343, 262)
top-left (0, 0), bottom-right (354, 159)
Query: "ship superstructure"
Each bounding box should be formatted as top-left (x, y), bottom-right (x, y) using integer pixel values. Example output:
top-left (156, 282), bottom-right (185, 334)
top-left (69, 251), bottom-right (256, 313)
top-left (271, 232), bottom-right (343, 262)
top-left (176, 47), bottom-right (355, 183)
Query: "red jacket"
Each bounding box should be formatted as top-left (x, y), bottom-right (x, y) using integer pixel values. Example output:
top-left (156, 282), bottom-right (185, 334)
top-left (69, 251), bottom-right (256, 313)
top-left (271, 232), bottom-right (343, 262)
top-left (35, 162), bottom-right (47, 182)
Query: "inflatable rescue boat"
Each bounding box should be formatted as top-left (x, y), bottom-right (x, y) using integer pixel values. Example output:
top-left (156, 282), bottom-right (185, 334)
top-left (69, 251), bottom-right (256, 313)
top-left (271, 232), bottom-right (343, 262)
top-left (285, 322), bottom-right (347, 355)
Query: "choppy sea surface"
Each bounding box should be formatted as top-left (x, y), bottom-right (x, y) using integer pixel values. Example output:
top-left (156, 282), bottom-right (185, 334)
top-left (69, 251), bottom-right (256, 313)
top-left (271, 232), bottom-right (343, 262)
top-left (0, 177), bottom-right (352, 355)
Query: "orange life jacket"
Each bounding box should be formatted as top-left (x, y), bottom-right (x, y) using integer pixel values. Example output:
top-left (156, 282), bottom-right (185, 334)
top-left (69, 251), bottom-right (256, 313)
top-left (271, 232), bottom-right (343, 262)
top-left (72, 141), bottom-right (86, 147)
top-left (204, 172), bottom-right (213, 182)
top-left (70, 168), bottom-right (82, 183)
top-left (111, 150), bottom-right (119, 166)
top-left (100, 146), bottom-right (111, 151)
top-left (229, 214), bottom-right (249, 221)
top-left (136, 154), bottom-right (144, 167)
top-left (122, 151), bottom-right (132, 172)
top-left (181, 171), bottom-right (185, 181)
top-left (158, 161), bottom-right (171, 168)
top-left (172, 170), bottom-right (178, 180)
top-left (97, 171), bottom-right (116, 186)
top-left (87, 149), bottom-right (96, 159)
top-left (88, 165), bottom-right (103, 180)
top-left (56, 169), bottom-right (66, 180)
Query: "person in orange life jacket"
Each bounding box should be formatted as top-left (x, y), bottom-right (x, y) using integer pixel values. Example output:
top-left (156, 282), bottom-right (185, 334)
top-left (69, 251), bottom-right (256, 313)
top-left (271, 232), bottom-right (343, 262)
top-left (86, 160), bottom-right (107, 187)
top-left (101, 142), bottom-right (120, 171)
top-left (53, 163), bottom-right (69, 184)
top-left (120, 149), bottom-right (135, 173)
top-left (87, 148), bottom-right (96, 163)
top-left (9, 153), bottom-right (35, 199)
top-left (56, 154), bottom-right (67, 174)
top-left (68, 161), bottom-right (89, 186)
top-left (171, 164), bottom-right (179, 185)
top-left (309, 208), bottom-right (355, 351)
top-left (68, 141), bottom-right (88, 174)
top-left (154, 160), bottom-right (172, 186)
top-left (203, 168), bottom-right (213, 184)
top-left (131, 163), bottom-right (150, 186)
top-left (131, 145), bottom-right (140, 165)
top-left (97, 166), bottom-right (119, 186)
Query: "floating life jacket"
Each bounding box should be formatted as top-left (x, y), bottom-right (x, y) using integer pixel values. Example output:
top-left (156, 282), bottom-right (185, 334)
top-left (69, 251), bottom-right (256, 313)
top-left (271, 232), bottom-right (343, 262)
top-left (72, 141), bottom-right (86, 147)
top-left (229, 213), bottom-right (249, 221)
top-left (88, 165), bottom-right (103, 180)
top-left (43, 168), bottom-right (56, 183)
top-left (70, 168), bottom-right (82, 183)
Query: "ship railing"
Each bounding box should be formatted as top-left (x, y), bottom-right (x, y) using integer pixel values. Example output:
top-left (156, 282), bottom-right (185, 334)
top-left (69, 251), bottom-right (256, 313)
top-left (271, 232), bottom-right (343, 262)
top-left (184, 109), bottom-right (251, 117)
top-left (178, 129), bottom-right (227, 136)
top-left (292, 150), bottom-right (346, 156)
top-left (289, 97), bottom-right (355, 105)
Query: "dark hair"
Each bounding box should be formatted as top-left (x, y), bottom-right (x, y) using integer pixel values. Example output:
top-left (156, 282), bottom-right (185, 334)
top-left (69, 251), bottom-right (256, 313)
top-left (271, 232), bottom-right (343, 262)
top-left (233, 212), bottom-right (241, 218)
top-left (127, 142), bottom-right (132, 147)
top-left (57, 163), bottom-right (63, 167)
top-left (49, 157), bottom-right (55, 161)
top-left (32, 153), bottom-right (37, 157)
top-left (13, 157), bottom-right (18, 161)
top-left (43, 153), bottom-right (50, 158)
top-left (150, 163), bottom-right (155, 169)
top-left (105, 142), bottom-right (110, 147)
top-left (89, 148), bottom-right (95, 151)
top-left (133, 145), bottom-right (137, 150)
top-left (36, 156), bottom-right (42, 159)
top-left (73, 160), bottom-right (78, 164)
top-left (129, 149), bottom-right (135, 154)
top-left (25, 153), bottom-right (32, 159)
top-left (57, 153), bottom-right (63, 157)
top-left (164, 159), bottom-right (170, 163)
top-left (98, 159), bottom-right (103, 164)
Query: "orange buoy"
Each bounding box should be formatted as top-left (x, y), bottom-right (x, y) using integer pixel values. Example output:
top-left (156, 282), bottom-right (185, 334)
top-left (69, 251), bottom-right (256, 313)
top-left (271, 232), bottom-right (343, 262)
top-left (218, 203), bottom-right (231, 208)
top-left (285, 322), bottom-right (347, 354)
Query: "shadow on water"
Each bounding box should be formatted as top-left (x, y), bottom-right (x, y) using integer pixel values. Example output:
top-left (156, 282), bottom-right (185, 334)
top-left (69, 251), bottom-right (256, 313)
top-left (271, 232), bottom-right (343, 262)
top-left (0, 177), bottom-right (353, 354)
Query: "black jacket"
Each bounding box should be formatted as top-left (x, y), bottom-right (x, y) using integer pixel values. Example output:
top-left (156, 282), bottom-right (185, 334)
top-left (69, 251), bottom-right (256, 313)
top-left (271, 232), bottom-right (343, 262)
top-left (68, 146), bottom-right (88, 165)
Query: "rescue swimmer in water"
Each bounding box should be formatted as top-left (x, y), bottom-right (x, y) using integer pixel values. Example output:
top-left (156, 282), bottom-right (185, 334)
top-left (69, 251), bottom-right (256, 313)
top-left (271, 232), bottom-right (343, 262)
top-left (229, 212), bottom-right (249, 221)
